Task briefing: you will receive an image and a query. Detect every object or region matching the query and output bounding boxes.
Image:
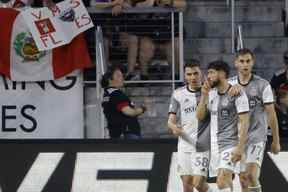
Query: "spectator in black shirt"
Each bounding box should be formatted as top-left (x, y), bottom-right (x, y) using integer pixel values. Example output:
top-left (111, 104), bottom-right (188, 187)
top-left (276, 85), bottom-right (288, 137)
top-left (101, 66), bottom-right (146, 139)
top-left (271, 50), bottom-right (288, 94)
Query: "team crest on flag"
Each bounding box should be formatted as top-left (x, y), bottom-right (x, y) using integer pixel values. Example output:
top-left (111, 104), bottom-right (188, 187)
top-left (35, 18), bottom-right (56, 35)
top-left (13, 32), bottom-right (46, 62)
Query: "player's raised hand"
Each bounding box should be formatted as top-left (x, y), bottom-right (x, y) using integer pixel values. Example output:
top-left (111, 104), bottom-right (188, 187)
top-left (201, 80), bottom-right (211, 96)
top-left (271, 141), bottom-right (281, 154)
top-left (171, 127), bottom-right (183, 136)
top-left (228, 84), bottom-right (242, 97)
top-left (231, 146), bottom-right (243, 163)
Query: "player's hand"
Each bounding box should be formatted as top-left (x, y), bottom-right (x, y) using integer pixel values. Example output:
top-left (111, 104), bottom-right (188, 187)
top-left (201, 80), bottom-right (211, 96)
top-left (228, 84), bottom-right (242, 97)
top-left (231, 146), bottom-right (243, 163)
top-left (171, 127), bottom-right (183, 136)
top-left (271, 141), bottom-right (281, 154)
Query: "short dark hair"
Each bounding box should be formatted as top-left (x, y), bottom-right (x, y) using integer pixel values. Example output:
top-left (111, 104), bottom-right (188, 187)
top-left (207, 60), bottom-right (230, 77)
top-left (184, 59), bottom-right (201, 70)
top-left (236, 48), bottom-right (255, 59)
top-left (100, 65), bottom-right (123, 88)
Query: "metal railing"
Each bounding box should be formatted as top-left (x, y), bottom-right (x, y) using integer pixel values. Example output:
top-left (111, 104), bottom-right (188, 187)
top-left (86, 7), bottom-right (184, 90)
top-left (228, 0), bottom-right (244, 53)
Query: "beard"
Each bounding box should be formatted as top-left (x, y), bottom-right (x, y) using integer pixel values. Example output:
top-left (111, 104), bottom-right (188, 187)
top-left (209, 79), bottom-right (219, 88)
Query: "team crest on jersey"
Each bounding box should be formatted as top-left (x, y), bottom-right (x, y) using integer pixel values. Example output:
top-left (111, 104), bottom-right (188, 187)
top-left (250, 86), bottom-right (258, 96)
top-left (221, 97), bottom-right (229, 107)
top-left (184, 98), bottom-right (190, 103)
top-left (14, 32), bottom-right (46, 62)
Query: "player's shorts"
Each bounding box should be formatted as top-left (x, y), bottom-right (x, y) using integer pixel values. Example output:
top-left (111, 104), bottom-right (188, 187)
top-left (240, 141), bottom-right (266, 172)
top-left (209, 147), bottom-right (241, 177)
top-left (177, 151), bottom-right (209, 177)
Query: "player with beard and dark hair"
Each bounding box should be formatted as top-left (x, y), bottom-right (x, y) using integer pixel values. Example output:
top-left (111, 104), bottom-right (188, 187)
top-left (197, 60), bottom-right (250, 192)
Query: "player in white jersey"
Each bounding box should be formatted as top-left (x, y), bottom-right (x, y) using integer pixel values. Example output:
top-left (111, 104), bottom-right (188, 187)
top-left (168, 60), bottom-right (213, 192)
top-left (229, 49), bottom-right (281, 192)
top-left (197, 60), bottom-right (250, 192)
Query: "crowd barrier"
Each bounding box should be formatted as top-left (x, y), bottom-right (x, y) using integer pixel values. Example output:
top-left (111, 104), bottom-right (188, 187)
top-left (0, 138), bottom-right (287, 191)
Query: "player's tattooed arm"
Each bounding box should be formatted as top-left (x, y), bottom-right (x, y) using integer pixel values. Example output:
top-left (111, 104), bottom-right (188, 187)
top-left (196, 80), bottom-right (210, 121)
top-left (265, 103), bottom-right (281, 154)
top-left (231, 112), bottom-right (249, 163)
top-left (167, 113), bottom-right (183, 136)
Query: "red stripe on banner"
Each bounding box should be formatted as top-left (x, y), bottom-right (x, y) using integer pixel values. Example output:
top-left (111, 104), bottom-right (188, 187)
top-left (52, 33), bottom-right (92, 79)
top-left (0, 8), bottom-right (19, 79)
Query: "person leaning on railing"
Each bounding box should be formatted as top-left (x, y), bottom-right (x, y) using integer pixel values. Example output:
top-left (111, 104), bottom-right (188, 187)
top-left (134, 0), bottom-right (186, 80)
top-left (92, 0), bottom-right (140, 80)
top-left (101, 65), bottom-right (146, 139)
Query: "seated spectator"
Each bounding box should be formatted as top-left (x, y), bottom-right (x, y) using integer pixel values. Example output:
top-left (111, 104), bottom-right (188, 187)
top-left (92, 0), bottom-right (139, 80)
top-left (101, 66), bottom-right (146, 139)
top-left (276, 85), bottom-right (288, 137)
top-left (134, 0), bottom-right (186, 80)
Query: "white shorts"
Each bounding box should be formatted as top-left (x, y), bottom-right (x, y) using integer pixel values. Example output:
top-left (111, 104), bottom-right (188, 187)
top-left (209, 147), bottom-right (241, 177)
top-left (177, 151), bottom-right (210, 177)
top-left (240, 141), bottom-right (266, 172)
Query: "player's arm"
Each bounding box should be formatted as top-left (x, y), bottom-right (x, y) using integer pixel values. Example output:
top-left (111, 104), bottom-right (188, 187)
top-left (232, 112), bottom-right (249, 163)
top-left (196, 80), bottom-right (210, 121)
top-left (231, 90), bottom-right (250, 163)
top-left (167, 92), bottom-right (183, 136)
top-left (167, 113), bottom-right (183, 136)
top-left (265, 103), bottom-right (281, 154)
top-left (263, 84), bottom-right (281, 154)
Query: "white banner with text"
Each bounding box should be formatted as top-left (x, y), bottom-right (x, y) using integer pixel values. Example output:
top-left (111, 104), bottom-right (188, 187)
top-left (0, 71), bottom-right (84, 138)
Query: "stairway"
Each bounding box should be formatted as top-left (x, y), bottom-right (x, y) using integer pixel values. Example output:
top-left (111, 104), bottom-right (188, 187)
top-left (184, 0), bottom-right (287, 79)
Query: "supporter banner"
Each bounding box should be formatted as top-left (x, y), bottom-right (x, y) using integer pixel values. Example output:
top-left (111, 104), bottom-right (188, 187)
top-left (21, 0), bottom-right (93, 51)
top-left (0, 7), bottom-right (92, 82)
top-left (0, 71), bottom-right (84, 139)
top-left (0, 139), bottom-right (286, 192)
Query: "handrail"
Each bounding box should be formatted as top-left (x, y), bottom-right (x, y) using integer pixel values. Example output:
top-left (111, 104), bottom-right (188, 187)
top-left (230, 0), bottom-right (235, 53)
top-left (236, 24), bottom-right (244, 51)
top-left (95, 26), bottom-right (105, 99)
top-left (87, 7), bottom-right (184, 86)
top-left (88, 6), bottom-right (179, 14)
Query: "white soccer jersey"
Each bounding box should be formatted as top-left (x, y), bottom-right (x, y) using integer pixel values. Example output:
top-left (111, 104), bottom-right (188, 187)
top-left (229, 75), bottom-right (274, 145)
top-left (169, 86), bottom-right (210, 152)
top-left (208, 86), bottom-right (249, 153)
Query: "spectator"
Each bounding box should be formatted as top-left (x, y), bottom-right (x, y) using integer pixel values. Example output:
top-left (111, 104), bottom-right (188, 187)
top-left (101, 66), bottom-right (146, 139)
top-left (92, 0), bottom-right (139, 80)
top-left (271, 50), bottom-right (288, 94)
top-left (135, 0), bottom-right (186, 80)
top-left (276, 85), bottom-right (288, 137)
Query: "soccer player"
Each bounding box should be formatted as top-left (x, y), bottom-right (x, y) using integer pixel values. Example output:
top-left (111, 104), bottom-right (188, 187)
top-left (229, 48), bottom-right (281, 192)
top-left (167, 60), bottom-right (213, 192)
top-left (197, 60), bottom-right (250, 192)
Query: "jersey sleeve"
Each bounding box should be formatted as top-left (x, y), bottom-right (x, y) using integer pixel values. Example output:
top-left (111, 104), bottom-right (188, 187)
top-left (235, 90), bottom-right (249, 114)
top-left (111, 90), bottom-right (130, 112)
top-left (262, 84), bottom-right (274, 104)
top-left (168, 92), bottom-right (180, 114)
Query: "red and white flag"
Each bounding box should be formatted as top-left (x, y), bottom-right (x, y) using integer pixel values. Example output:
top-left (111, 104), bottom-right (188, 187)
top-left (0, 8), bottom-right (92, 81)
